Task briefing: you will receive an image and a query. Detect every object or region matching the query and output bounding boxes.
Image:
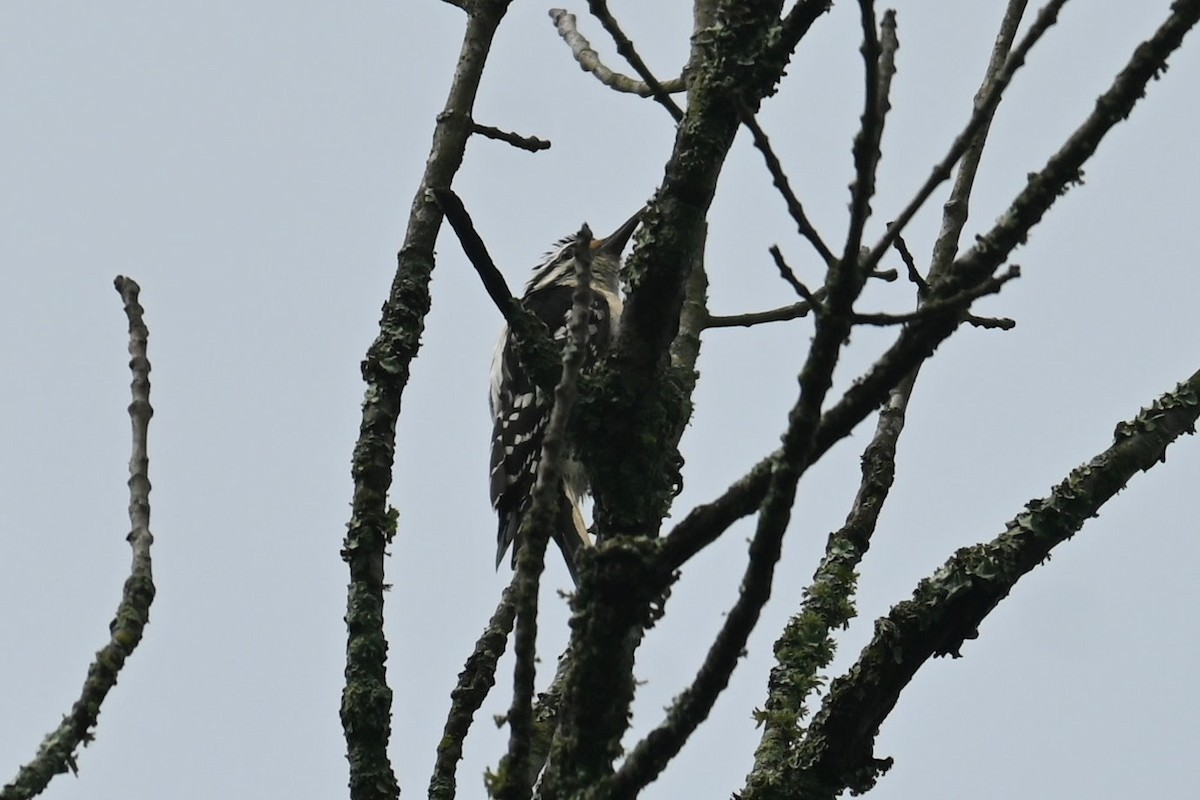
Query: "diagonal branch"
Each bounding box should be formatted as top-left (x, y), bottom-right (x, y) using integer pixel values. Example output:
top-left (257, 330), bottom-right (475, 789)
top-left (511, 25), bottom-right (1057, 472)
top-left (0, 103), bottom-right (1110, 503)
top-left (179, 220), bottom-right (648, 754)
top-left (1, 277), bottom-right (156, 800)
top-left (861, 0), bottom-right (1069, 275)
top-left (735, 98), bottom-right (836, 267)
top-left (429, 573), bottom-right (519, 800)
top-left (666, 0), bottom-right (1200, 567)
top-left (584, 1), bottom-right (685, 120)
top-left (548, 8), bottom-right (686, 112)
top-left (926, 0), bottom-right (1030, 282)
top-left (741, 372), bottom-right (916, 800)
top-left (791, 369), bottom-right (1200, 797)
top-left (432, 187), bottom-right (564, 397)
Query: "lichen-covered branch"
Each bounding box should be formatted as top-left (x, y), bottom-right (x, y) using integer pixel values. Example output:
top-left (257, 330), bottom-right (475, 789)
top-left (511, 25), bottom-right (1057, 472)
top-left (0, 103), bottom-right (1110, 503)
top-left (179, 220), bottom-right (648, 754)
top-left (788, 369), bottom-right (1200, 798)
top-left (741, 373), bottom-right (915, 800)
top-left (341, 3), bottom-right (513, 799)
top-left (1, 277), bottom-right (156, 800)
top-left (429, 575), bottom-right (519, 800)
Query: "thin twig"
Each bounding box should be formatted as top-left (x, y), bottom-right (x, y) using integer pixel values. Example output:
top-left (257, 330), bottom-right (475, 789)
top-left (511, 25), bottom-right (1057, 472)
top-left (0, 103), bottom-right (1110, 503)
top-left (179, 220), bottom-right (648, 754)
top-left (584, 1), bottom-right (686, 120)
top-left (965, 313), bottom-right (1016, 330)
top-left (735, 97), bottom-right (836, 266)
top-left (548, 8), bottom-right (686, 112)
top-left (839, 3), bottom-right (894, 285)
top-left (432, 187), bottom-right (520, 322)
top-left (1, 277), bottom-right (156, 800)
top-left (703, 293), bottom-right (825, 330)
top-left (850, 266), bottom-right (1019, 325)
top-left (928, 0), bottom-right (1031, 282)
top-left (862, 0), bottom-right (1070, 275)
top-left (429, 574), bottom-right (519, 800)
top-left (891, 230), bottom-right (928, 295)
top-left (471, 122), bottom-right (552, 152)
top-left (769, 246), bottom-right (819, 305)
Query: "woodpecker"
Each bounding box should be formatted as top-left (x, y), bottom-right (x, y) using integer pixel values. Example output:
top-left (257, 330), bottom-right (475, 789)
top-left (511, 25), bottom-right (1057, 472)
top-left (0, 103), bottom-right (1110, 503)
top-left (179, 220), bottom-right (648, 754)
top-left (489, 211), bottom-right (642, 583)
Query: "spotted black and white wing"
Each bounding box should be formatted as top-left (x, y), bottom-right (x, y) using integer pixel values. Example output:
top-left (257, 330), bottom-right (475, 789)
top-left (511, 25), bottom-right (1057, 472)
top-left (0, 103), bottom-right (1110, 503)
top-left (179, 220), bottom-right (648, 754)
top-left (488, 282), bottom-right (615, 582)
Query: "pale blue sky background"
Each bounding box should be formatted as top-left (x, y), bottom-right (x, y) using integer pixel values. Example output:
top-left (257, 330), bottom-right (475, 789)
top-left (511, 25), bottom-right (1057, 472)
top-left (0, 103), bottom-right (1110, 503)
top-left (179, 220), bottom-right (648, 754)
top-left (2, 3), bottom-right (1198, 799)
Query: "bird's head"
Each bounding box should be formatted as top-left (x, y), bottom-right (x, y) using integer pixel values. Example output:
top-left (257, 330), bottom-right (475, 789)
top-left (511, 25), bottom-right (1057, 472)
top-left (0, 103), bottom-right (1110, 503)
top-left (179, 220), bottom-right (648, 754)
top-left (525, 209), bottom-right (643, 294)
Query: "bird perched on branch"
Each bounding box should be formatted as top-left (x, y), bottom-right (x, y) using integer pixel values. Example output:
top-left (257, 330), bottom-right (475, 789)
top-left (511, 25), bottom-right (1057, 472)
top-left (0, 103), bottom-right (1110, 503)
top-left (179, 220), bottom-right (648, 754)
top-left (489, 211), bottom-right (642, 584)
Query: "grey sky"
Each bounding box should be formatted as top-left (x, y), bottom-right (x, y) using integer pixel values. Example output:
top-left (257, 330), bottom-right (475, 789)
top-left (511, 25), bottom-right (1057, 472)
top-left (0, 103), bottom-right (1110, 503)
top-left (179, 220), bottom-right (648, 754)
top-left (2, 3), bottom-right (1198, 798)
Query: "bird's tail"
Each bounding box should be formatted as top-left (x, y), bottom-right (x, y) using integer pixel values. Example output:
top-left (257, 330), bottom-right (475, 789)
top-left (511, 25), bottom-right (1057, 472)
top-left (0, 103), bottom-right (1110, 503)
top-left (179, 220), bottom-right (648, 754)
top-left (496, 489), bottom-right (592, 585)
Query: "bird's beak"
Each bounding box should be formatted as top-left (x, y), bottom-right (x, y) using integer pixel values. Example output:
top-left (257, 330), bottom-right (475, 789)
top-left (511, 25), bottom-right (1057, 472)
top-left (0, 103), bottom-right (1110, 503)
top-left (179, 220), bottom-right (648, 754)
top-left (592, 209), bottom-right (644, 256)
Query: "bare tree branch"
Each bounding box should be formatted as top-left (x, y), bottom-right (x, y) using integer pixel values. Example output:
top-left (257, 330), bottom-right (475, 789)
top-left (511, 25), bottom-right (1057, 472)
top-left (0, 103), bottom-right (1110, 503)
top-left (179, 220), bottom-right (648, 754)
top-left (703, 297), bottom-right (822, 330)
top-left (735, 97), bottom-right (836, 267)
top-left (585, 0), bottom-right (686, 120)
top-left (840, 3), bottom-right (895, 278)
top-left (472, 121), bottom-right (552, 152)
top-left (849, 265), bottom-right (1019, 325)
top-left (432, 187), bottom-right (520, 321)
top-left (548, 8), bottom-right (686, 112)
top-left (890, 230), bottom-right (928, 295)
top-left (1, 277), bottom-right (156, 800)
top-left (776, 0), bottom-right (836, 61)
top-left (965, 313), bottom-right (1016, 330)
top-left (769, 245), bottom-right (820, 305)
top-left (862, 0), bottom-right (1069, 275)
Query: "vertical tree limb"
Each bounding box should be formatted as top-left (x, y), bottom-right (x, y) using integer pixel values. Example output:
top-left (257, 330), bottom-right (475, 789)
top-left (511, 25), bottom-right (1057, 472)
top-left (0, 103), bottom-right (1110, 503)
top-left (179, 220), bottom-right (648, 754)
top-left (340, 4), bottom-right (513, 799)
top-left (493, 227), bottom-right (597, 800)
